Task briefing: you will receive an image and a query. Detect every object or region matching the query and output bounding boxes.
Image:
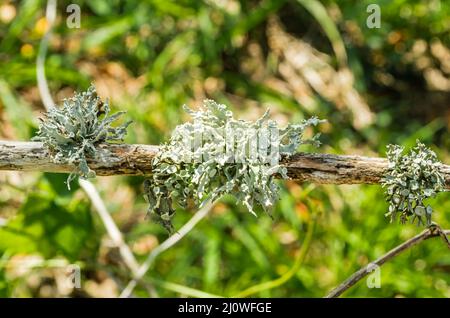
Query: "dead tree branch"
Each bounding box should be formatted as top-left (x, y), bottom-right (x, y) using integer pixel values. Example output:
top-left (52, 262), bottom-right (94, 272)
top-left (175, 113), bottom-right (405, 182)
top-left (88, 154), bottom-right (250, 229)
top-left (1, 141), bottom-right (449, 189)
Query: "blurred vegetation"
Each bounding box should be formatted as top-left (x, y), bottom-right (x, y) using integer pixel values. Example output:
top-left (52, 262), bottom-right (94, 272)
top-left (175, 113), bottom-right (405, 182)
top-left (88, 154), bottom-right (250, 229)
top-left (0, 0), bottom-right (449, 297)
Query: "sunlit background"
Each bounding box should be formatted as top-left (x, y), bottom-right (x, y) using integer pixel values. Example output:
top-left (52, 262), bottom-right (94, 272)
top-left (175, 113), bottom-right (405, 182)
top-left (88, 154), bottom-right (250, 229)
top-left (0, 0), bottom-right (449, 297)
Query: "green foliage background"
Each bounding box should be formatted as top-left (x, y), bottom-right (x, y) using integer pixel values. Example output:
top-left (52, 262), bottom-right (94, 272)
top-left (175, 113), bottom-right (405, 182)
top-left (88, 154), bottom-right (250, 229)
top-left (0, 0), bottom-right (449, 297)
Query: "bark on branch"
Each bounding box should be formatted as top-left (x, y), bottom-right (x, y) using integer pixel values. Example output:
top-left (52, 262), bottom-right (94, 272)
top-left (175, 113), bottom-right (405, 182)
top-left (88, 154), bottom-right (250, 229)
top-left (1, 140), bottom-right (450, 189)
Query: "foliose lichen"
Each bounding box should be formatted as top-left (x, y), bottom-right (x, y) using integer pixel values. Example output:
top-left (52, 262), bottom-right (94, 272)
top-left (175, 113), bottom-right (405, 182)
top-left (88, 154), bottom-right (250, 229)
top-left (382, 140), bottom-right (445, 226)
top-left (33, 85), bottom-right (132, 189)
top-left (144, 100), bottom-right (324, 232)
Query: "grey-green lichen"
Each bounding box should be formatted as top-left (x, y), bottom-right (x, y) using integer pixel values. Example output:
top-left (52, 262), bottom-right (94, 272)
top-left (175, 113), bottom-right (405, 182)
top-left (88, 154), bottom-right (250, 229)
top-left (144, 100), bottom-right (324, 232)
top-left (381, 140), bottom-right (445, 226)
top-left (33, 85), bottom-right (132, 189)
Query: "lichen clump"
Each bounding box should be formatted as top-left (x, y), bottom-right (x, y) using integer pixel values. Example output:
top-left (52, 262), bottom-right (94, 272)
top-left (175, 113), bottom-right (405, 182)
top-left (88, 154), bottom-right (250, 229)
top-left (33, 85), bottom-right (132, 189)
top-left (382, 141), bottom-right (445, 226)
top-left (144, 100), bottom-right (323, 232)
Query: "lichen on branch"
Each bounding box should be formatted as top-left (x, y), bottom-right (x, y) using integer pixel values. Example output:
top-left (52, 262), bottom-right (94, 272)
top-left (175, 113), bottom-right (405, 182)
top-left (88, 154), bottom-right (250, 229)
top-left (382, 140), bottom-right (445, 226)
top-left (33, 85), bottom-right (132, 189)
top-left (144, 100), bottom-right (324, 232)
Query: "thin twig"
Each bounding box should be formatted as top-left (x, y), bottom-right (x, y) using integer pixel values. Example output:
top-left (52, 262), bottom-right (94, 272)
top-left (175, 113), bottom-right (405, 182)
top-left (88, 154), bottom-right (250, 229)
top-left (119, 200), bottom-right (215, 298)
top-left (325, 226), bottom-right (450, 298)
top-left (78, 179), bottom-right (139, 274)
top-left (36, 0), bottom-right (57, 110)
